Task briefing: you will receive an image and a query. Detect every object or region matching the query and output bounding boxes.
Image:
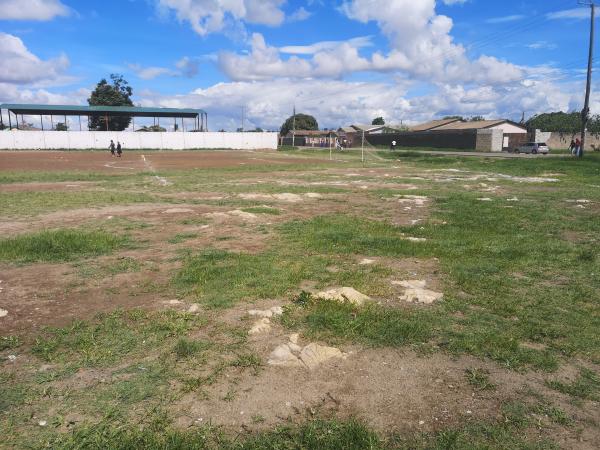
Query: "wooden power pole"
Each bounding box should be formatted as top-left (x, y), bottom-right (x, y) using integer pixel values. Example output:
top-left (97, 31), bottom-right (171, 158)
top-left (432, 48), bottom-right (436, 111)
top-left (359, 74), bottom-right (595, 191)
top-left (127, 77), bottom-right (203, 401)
top-left (580, 1), bottom-right (596, 157)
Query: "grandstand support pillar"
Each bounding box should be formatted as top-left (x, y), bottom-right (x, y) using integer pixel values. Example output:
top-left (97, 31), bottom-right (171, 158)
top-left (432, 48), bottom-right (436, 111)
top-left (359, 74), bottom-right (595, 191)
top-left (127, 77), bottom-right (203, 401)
top-left (16, 112), bottom-right (20, 130)
top-left (105, 114), bottom-right (109, 131)
top-left (50, 115), bottom-right (53, 130)
top-left (8, 110), bottom-right (12, 130)
top-left (41, 115), bottom-right (44, 131)
top-left (132, 116), bottom-right (135, 131)
top-left (79, 115), bottom-right (82, 131)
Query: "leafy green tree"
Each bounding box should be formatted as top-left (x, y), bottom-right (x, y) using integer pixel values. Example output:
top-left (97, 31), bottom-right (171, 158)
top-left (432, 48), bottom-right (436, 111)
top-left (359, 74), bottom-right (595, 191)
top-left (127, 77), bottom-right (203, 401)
top-left (88, 74), bottom-right (134, 131)
top-left (372, 117), bottom-right (385, 125)
top-left (55, 122), bottom-right (68, 131)
top-left (469, 116), bottom-right (485, 122)
top-left (443, 115), bottom-right (464, 121)
top-left (525, 111), bottom-right (600, 133)
top-left (280, 113), bottom-right (318, 135)
top-left (136, 125), bottom-right (166, 132)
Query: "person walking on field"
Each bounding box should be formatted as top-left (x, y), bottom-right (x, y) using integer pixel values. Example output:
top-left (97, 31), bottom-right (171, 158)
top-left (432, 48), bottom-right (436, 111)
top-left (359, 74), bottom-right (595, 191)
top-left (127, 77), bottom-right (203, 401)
top-left (116, 142), bottom-right (122, 157)
top-left (109, 140), bottom-right (116, 157)
top-left (569, 139), bottom-right (576, 155)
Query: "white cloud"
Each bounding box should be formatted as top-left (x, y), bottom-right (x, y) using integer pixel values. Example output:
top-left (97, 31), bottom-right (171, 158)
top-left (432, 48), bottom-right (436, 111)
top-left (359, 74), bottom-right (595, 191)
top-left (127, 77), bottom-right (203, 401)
top-left (128, 64), bottom-right (177, 80)
top-left (219, 1), bottom-right (523, 86)
top-left (288, 7), bottom-right (312, 22)
top-left (128, 57), bottom-right (202, 79)
top-left (156, 0), bottom-right (285, 36)
top-left (0, 32), bottom-right (69, 84)
top-left (0, 0), bottom-right (69, 21)
top-left (279, 36), bottom-right (372, 55)
top-left (546, 8), bottom-right (590, 20)
top-left (527, 41), bottom-right (557, 51)
top-left (485, 14), bottom-right (525, 24)
top-left (132, 72), bottom-right (586, 132)
top-left (176, 56), bottom-right (200, 77)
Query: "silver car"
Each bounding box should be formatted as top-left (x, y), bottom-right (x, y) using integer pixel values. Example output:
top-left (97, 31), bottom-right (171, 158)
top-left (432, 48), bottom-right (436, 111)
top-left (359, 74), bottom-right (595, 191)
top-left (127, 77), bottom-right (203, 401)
top-left (514, 142), bottom-right (550, 155)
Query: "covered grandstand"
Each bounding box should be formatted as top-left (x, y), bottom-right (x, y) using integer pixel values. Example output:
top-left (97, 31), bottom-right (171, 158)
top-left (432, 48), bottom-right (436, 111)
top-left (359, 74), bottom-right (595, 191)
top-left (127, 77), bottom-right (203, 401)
top-left (0, 104), bottom-right (208, 132)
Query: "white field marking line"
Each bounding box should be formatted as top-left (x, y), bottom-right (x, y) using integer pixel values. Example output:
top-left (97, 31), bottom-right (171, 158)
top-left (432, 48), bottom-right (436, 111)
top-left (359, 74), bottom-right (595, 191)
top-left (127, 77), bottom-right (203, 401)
top-left (103, 161), bottom-right (138, 170)
top-left (141, 154), bottom-right (170, 186)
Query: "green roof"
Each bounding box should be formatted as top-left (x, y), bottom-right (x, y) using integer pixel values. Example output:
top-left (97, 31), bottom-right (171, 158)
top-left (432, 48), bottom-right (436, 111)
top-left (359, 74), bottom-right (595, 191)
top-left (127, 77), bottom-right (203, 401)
top-left (0, 103), bottom-right (206, 118)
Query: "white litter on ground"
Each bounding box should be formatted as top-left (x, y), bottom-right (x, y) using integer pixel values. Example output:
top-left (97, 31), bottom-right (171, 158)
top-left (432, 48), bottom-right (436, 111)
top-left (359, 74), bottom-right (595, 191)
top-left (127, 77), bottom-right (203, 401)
top-left (0, 308), bottom-right (8, 318)
top-left (248, 306), bottom-right (284, 318)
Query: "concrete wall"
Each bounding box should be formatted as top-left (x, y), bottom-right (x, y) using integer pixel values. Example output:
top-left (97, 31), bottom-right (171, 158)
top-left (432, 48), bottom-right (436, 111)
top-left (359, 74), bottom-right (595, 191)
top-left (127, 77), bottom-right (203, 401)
top-left (475, 129), bottom-right (503, 152)
top-left (0, 131), bottom-right (278, 150)
top-left (532, 130), bottom-right (600, 150)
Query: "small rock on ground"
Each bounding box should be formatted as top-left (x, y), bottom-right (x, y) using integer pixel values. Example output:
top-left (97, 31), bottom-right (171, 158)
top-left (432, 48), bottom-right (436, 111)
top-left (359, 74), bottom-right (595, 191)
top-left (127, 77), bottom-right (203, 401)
top-left (359, 258), bottom-right (375, 265)
top-left (163, 208), bottom-right (194, 214)
top-left (0, 308), bottom-right (8, 318)
top-left (248, 318), bottom-right (272, 335)
top-left (396, 280), bottom-right (443, 305)
top-left (267, 335), bottom-right (345, 369)
top-left (315, 287), bottom-right (371, 306)
top-left (187, 304), bottom-right (200, 313)
top-left (248, 306), bottom-right (283, 318)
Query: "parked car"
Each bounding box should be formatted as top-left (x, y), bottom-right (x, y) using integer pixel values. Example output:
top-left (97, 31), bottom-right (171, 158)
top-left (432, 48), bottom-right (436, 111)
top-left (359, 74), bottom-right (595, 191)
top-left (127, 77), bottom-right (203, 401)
top-left (513, 142), bottom-right (550, 154)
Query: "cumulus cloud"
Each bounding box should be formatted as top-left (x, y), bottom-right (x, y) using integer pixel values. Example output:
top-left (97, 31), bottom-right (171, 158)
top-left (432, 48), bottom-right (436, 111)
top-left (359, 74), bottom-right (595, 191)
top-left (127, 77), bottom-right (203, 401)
top-left (128, 64), bottom-right (177, 80)
top-left (546, 8), bottom-right (589, 20)
top-left (218, 0), bottom-right (523, 87)
top-left (288, 7), bottom-right (312, 23)
top-left (156, 0), bottom-right (285, 36)
top-left (133, 73), bottom-right (583, 132)
top-left (0, 32), bottom-right (69, 84)
top-left (0, 0), bottom-right (69, 21)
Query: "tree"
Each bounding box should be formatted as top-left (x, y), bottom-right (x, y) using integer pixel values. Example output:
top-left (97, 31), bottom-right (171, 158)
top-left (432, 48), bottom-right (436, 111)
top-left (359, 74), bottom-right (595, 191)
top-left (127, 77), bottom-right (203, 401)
top-left (372, 117), bottom-right (385, 125)
top-left (443, 115), bottom-right (464, 121)
top-left (88, 74), bottom-right (134, 131)
top-left (280, 113), bottom-right (318, 136)
top-left (469, 116), bottom-right (485, 122)
top-left (137, 125), bottom-right (166, 132)
top-left (55, 122), bottom-right (68, 131)
top-left (525, 111), bottom-right (600, 133)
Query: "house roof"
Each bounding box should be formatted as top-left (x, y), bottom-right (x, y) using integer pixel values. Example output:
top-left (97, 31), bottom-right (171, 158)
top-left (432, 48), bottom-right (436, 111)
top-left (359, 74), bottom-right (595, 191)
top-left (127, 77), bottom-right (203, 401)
top-left (287, 130), bottom-right (335, 137)
top-left (351, 124), bottom-right (386, 132)
top-left (338, 127), bottom-right (356, 133)
top-left (409, 118), bottom-right (462, 132)
top-left (434, 120), bottom-right (526, 131)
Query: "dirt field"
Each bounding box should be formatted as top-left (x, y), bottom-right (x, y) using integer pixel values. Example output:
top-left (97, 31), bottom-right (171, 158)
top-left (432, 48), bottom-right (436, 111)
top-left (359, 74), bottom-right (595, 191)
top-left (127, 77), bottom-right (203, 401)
top-left (1, 149), bottom-right (599, 449)
top-left (0, 150), bottom-right (327, 172)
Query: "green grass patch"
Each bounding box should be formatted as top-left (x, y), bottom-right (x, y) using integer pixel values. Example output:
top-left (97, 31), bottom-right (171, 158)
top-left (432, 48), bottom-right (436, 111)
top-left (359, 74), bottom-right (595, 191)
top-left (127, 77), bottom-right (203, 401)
top-left (173, 337), bottom-right (210, 359)
top-left (168, 233), bottom-right (199, 244)
top-left (174, 248), bottom-right (389, 308)
top-left (241, 206), bottom-right (281, 215)
top-left (546, 368), bottom-right (600, 401)
top-left (283, 298), bottom-right (432, 348)
top-left (0, 190), bottom-right (159, 216)
top-left (465, 368), bottom-right (496, 391)
top-left (31, 309), bottom-right (203, 368)
top-left (0, 229), bottom-right (128, 263)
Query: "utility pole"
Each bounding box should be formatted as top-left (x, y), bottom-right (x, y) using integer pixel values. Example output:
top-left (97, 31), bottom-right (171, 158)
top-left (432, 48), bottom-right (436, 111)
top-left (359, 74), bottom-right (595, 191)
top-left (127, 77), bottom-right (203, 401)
top-left (580, 1), bottom-right (596, 157)
top-left (292, 104), bottom-right (296, 147)
top-left (361, 129), bottom-right (365, 163)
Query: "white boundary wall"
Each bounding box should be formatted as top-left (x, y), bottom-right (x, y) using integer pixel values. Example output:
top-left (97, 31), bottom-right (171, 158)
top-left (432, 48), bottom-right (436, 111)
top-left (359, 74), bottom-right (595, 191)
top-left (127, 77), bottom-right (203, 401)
top-left (0, 131), bottom-right (278, 150)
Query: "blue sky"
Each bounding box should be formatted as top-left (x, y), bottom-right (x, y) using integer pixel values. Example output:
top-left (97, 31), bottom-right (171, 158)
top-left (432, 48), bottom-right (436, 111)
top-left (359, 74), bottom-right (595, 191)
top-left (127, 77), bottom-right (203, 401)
top-left (0, 0), bottom-right (597, 130)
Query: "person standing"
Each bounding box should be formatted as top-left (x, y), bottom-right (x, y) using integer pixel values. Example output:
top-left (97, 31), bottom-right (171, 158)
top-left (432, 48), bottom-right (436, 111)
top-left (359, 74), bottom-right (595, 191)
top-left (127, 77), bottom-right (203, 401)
top-left (109, 140), bottom-right (116, 156)
top-left (116, 141), bottom-right (122, 157)
top-left (575, 138), bottom-right (582, 157)
top-left (569, 139), bottom-right (576, 155)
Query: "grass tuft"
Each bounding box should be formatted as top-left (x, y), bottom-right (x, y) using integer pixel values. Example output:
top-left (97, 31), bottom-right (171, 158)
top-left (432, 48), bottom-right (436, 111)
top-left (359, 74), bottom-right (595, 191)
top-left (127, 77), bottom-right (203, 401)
top-left (0, 229), bottom-right (128, 262)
